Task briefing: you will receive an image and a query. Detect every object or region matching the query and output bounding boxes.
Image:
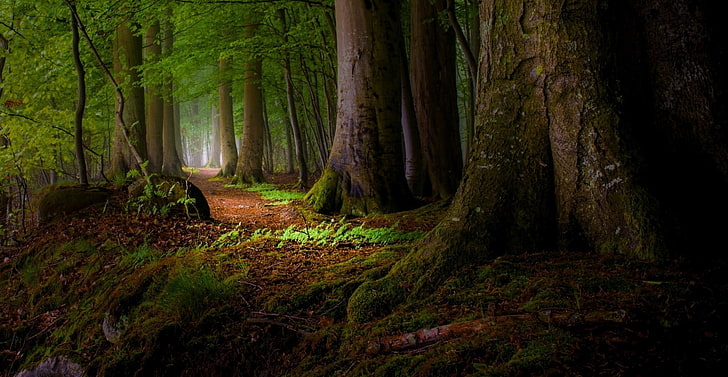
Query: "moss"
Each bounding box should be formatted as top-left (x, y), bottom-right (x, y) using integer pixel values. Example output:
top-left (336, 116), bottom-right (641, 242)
top-left (347, 275), bottom-right (405, 323)
top-left (305, 168), bottom-right (342, 214)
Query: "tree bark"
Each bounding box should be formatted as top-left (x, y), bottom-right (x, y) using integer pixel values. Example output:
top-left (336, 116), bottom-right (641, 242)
top-left (217, 57), bottom-right (237, 177)
top-left (305, 0), bottom-right (414, 216)
top-left (69, 3), bottom-right (88, 184)
top-left (233, 21), bottom-right (266, 184)
top-left (111, 19), bottom-right (147, 179)
top-left (411, 0), bottom-right (463, 199)
top-left (144, 20), bottom-right (163, 173)
top-left (347, 0), bottom-right (727, 323)
top-left (160, 11), bottom-right (182, 176)
top-left (279, 9), bottom-right (308, 188)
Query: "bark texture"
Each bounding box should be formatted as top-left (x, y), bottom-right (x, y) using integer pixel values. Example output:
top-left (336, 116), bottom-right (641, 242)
top-left (111, 21), bottom-right (147, 178)
top-left (348, 0), bottom-right (727, 322)
top-left (306, 0), bottom-right (413, 216)
top-left (233, 21), bottom-right (266, 185)
top-left (145, 21), bottom-right (163, 173)
top-left (411, 0), bottom-right (463, 199)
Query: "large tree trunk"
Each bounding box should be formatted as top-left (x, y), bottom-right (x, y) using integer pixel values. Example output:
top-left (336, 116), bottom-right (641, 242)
top-left (111, 20), bottom-right (147, 179)
top-left (233, 21), bottom-right (266, 184)
top-left (411, 0), bottom-right (463, 199)
top-left (347, 0), bottom-right (727, 323)
top-left (305, 0), bottom-right (414, 216)
top-left (144, 20), bottom-right (163, 174)
top-left (160, 12), bottom-right (183, 176)
top-left (217, 58), bottom-right (237, 177)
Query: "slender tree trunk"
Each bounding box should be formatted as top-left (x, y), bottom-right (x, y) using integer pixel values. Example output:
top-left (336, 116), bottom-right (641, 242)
top-left (279, 9), bottom-right (308, 187)
top-left (233, 21), bottom-right (266, 184)
top-left (400, 34), bottom-right (426, 196)
top-left (411, 0), bottom-right (462, 199)
top-left (70, 3), bottom-right (88, 184)
top-left (206, 104), bottom-right (221, 168)
top-left (217, 58), bottom-right (237, 177)
top-left (145, 20), bottom-right (164, 173)
top-left (111, 19), bottom-right (147, 178)
top-left (305, 0), bottom-right (414, 216)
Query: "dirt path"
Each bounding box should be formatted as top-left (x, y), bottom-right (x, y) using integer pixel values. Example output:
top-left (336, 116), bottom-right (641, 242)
top-left (187, 168), bottom-right (308, 229)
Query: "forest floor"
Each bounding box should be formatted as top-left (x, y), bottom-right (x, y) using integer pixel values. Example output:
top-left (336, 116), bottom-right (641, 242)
top-left (1, 169), bottom-right (727, 376)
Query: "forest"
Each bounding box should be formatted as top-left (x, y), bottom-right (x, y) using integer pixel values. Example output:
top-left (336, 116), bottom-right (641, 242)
top-left (1, 0), bottom-right (727, 376)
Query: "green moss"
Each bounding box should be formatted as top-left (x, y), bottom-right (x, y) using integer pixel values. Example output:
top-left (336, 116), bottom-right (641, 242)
top-left (347, 275), bottom-right (405, 323)
top-left (305, 168), bottom-right (342, 214)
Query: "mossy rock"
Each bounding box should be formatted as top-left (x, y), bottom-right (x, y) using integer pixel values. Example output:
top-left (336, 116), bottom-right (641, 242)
top-left (128, 175), bottom-right (211, 220)
top-left (37, 184), bottom-right (112, 224)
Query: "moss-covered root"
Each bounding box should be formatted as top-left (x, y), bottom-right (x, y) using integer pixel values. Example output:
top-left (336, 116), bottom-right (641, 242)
top-left (347, 225), bottom-right (491, 323)
top-left (304, 168), bottom-right (342, 214)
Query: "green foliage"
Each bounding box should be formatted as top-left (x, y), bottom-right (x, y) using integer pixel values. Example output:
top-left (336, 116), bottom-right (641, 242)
top-left (267, 221), bottom-right (425, 248)
top-left (158, 267), bottom-right (234, 322)
top-left (127, 176), bottom-right (197, 217)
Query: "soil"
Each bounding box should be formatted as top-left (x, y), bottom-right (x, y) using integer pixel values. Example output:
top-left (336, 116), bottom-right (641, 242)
top-left (187, 168), bottom-right (309, 228)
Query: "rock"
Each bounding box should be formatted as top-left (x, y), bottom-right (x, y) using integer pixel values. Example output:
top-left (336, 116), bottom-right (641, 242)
top-left (36, 185), bottom-right (111, 224)
top-left (14, 356), bottom-right (85, 377)
top-left (128, 175), bottom-right (211, 220)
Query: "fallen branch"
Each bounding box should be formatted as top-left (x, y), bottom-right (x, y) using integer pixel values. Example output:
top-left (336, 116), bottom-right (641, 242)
top-left (366, 309), bottom-right (628, 354)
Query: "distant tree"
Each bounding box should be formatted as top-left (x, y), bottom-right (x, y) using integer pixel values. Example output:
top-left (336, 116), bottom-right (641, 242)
top-left (217, 57), bottom-right (237, 177)
top-left (305, 0), bottom-right (414, 216)
top-left (206, 104), bottom-right (221, 168)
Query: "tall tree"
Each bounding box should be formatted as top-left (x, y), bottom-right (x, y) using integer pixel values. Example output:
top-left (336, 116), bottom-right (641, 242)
top-left (144, 20), bottom-right (164, 173)
top-left (233, 19), bottom-right (266, 184)
top-left (160, 10), bottom-right (183, 176)
top-left (217, 57), bottom-right (237, 177)
top-left (111, 14), bottom-right (147, 178)
top-left (278, 8), bottom-right (308, 188)
top-left (68, 1), bottom-right (88, 184)
top-left (305, 0), bottom-right (414, 216)
top-left (347, 0), bottom-right (728, 322)
top-left (410, 0), bottom-right (462, 199)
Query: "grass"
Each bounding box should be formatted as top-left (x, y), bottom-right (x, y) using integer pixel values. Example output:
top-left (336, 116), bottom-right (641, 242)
top-left (225, 182), bottom-right (306, 204)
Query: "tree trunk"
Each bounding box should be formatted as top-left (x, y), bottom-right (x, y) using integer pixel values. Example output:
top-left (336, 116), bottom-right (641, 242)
top-left (305, 0), bottom-right (414, 216)
top-left (160, 12), bottom-right (182, 176)
top-left (411, 0), bottom-right (463, 199)
top-left (217, 57), bottom-right (237, 177)
top-left (111, 19), bottom-right (147, 179)
top-left (206, 104), bottom-right (221, 168)
top-left (347, 0), bottom-right (728, 323)
top-left (233, 21), bottom-right (266, 184)
top-left (279, 10), bottom-right (308, 188)
top-left (400, 35), bottom-right (426, 197)
top-left (69, 4), bottom-right (88, 185)
top-left (145, 20), bottom-right (164, 173)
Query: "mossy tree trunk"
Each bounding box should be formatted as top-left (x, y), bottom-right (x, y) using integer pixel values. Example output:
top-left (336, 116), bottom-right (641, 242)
top-left (348, 0), bottom-right (727, 323)
top-left (411, 0), bottom-right (463, 199)
top-left (305, 0), bottom-right (414, 216)
top-left (111, 19), bottom-right (147, 179)
top-left (232, 21), bottom-right (266, 185)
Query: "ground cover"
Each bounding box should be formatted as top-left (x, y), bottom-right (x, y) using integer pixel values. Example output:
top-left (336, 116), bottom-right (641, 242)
top-left (1, 169), bottom-right (725, 376)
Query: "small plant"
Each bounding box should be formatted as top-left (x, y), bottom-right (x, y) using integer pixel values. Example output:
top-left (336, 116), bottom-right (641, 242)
top-left (126, 174), bottom-right (198, 217)
top-left (159, 267), bottom-right (234, 322)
